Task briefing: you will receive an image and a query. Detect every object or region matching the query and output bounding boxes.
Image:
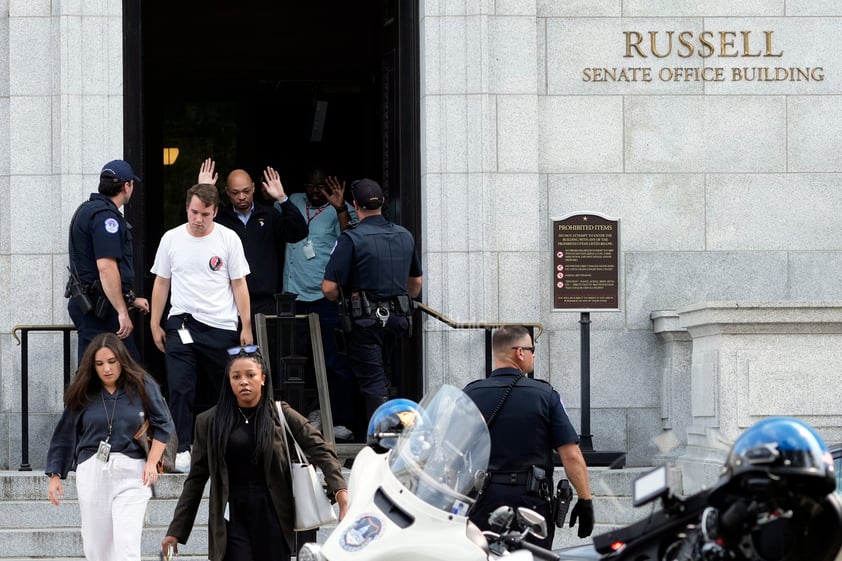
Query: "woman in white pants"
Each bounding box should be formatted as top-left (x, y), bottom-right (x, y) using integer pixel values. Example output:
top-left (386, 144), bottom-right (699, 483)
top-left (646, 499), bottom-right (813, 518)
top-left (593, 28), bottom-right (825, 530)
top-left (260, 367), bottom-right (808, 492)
top-left (46, 332), bottom-right (175, 561)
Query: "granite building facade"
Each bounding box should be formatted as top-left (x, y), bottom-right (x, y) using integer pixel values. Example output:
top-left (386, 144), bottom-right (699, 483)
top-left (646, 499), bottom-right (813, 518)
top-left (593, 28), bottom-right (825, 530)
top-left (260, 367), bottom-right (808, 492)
top-left (2, 2), bottom-right (842, 486)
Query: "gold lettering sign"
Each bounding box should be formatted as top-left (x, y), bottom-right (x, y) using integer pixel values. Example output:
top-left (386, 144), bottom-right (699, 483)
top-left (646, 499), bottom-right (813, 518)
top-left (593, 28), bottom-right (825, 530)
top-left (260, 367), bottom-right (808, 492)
top-left (623, 31), bottom-right (783, 59)
top-left (577, 29), bottom-right (826, 85)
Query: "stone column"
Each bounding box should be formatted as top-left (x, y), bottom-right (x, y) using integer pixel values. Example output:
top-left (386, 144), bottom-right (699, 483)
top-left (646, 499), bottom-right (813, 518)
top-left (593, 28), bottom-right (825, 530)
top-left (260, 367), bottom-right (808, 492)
top-left (676, 301), bottom-right (842, 493)
top-left (651, 310), bottom-right (692, 461)
top-left (1, 2), bottom-right (124, 469)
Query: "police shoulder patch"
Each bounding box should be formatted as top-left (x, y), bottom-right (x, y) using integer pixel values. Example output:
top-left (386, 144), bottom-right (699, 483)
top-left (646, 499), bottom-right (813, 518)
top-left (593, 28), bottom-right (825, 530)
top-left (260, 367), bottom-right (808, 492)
top-left (103, 217), bottom-right (120, 234)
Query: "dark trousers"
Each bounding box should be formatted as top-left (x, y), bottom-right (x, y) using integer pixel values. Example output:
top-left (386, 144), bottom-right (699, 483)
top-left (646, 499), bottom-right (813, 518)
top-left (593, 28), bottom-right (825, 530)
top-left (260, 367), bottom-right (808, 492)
top-left (164, 314), bottom-right (238, 452)
top-left (469, 482), bottom-right (555, 549)
top-left (296, 298), bottom-right (357, 428)
top-left (225, 483), bottom-right (289, 561)
top-left (347, 316), bottom-right (408, 398)
top-left (347, 316), bottom-right (409, 429)
top-left (68, 297), bottom-right (141, 364)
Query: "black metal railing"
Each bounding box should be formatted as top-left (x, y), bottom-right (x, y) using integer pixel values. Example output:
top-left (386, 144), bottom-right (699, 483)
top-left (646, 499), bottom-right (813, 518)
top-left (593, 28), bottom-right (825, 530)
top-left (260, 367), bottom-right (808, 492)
top-left (11, 324), bottom-right (77, 471)
top-left (10, 307), bottom-right (545, 471)
top-left (414, 304), bottom-right (622, 468)
top-left (415, 302), bottom-right (544, 375)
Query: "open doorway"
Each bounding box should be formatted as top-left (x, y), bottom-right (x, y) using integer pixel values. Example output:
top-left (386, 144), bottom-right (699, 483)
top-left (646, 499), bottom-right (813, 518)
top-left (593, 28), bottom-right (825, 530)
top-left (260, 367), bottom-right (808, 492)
top-left (122, 0), bottom-right (423, 405)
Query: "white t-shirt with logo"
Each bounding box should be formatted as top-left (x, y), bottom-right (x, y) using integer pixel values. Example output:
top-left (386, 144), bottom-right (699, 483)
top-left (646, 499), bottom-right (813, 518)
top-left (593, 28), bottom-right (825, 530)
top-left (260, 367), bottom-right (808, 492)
top-left (151, 223), bottom-right (250, 331)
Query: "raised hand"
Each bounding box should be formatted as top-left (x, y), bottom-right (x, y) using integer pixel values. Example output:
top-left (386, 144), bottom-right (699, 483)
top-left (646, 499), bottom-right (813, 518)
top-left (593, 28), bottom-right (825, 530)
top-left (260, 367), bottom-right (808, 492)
top-left (323, 176), bottom-right (347, 209)
top-left (261, 166), bottom-right (288, 202)
top-left (198, 158), bottom-right (218, 185)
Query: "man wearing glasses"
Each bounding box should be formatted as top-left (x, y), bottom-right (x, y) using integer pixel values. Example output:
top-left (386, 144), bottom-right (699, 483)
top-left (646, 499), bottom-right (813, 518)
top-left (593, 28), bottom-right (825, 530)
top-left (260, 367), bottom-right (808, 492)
top-left (463, 325), bottom-right (594, 548)
top-left (284, 165), bottom-right (358, 440)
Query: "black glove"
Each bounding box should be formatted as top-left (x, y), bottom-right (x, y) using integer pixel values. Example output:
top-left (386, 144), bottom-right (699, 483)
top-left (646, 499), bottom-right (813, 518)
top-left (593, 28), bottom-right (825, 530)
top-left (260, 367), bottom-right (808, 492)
top-left (569, 498), bottom-right (594, 538)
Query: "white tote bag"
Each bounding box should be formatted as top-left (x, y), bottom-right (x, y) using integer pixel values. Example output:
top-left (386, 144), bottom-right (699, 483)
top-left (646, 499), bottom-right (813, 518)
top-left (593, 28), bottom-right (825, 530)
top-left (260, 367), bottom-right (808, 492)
top-left (276, 402), bottom-right (338, 531)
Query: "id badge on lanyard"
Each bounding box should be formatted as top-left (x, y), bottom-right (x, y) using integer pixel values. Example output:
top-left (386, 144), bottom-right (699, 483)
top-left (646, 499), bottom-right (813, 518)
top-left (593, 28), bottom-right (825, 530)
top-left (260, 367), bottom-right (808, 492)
top-left (302, 239), bottom-right (316, 260)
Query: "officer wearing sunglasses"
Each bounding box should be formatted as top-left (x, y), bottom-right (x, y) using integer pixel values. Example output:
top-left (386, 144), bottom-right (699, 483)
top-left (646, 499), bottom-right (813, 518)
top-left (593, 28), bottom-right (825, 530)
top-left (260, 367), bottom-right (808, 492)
top-left (463, 325), bottom-right (594, 548)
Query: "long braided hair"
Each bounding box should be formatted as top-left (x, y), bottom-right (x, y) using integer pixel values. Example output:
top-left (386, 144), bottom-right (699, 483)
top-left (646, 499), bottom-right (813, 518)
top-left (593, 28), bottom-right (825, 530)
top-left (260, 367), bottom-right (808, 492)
top-left (212, 349), bottom-right (278, 465)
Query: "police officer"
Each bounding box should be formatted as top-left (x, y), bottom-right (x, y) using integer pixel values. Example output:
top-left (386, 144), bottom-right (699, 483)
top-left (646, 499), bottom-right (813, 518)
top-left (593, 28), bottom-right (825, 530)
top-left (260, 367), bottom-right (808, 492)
top-left (66, 160), bottom-right (149, 363)
top-left (321, 178), bottom-right (423, 428)
top-left (463, 325), bottom-right (594, 548)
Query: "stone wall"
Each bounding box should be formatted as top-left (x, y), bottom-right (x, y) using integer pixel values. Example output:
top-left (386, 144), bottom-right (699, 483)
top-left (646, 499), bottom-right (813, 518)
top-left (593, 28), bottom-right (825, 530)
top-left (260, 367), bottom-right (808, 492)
top-left (421, 2), bottom-right (842, 468)
top-left (3, 0), bottom-right (842, 471)
top-left (0, 1), bottom-right (125, 469)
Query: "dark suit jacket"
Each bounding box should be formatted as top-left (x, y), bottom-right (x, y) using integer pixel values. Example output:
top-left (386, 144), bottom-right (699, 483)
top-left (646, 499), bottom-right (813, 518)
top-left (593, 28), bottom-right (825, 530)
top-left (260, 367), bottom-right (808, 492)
top-left (166, 402), bottom-right (346, 560)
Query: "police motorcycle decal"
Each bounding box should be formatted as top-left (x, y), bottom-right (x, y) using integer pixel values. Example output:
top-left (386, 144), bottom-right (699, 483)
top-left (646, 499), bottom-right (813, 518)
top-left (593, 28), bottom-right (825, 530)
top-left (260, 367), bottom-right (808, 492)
top-left (339, 514), bottom-right (384, 552)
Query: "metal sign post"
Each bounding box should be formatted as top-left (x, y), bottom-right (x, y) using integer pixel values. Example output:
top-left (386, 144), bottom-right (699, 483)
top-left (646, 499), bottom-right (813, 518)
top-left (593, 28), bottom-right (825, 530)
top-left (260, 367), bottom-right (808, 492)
top-left (551, 212), bottom-right (625, 467)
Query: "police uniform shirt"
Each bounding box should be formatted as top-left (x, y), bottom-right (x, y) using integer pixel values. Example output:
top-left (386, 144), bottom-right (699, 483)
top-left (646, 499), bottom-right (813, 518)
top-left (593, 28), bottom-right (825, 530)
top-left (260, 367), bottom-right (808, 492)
top-left (70, 193), bottom-right (133, 287)
top-left (464, 368), bottom-right (579, 472)
top-left (323, 214), bottom-right (422, 300)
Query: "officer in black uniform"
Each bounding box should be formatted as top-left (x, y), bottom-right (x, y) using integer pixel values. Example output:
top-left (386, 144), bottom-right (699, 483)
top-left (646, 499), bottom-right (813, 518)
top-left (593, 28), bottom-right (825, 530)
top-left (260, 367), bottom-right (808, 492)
top-left (66, 160), bottom-right (149, 363)
top-left (321, 178), bottom-right (423, 428)
top-left (463, 325), bottom-right (594, 548)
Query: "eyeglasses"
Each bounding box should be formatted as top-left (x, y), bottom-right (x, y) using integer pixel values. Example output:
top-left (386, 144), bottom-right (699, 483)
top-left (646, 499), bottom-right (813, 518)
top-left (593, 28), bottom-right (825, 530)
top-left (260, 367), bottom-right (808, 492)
top-left (511, 346), bottom-right (535, 354)
top-left (304, 183), bottom-right (327, 190)
top-left (227, 345), bottom-right (261, 356)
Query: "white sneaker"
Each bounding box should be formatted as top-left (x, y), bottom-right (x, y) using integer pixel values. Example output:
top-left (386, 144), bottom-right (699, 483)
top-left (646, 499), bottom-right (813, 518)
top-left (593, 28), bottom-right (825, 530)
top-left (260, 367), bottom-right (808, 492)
top-left (308, 409), bottom-right (322, 432)
top-left (333, 426), bottom-right (354, 441)
top-left (174, 450), bottom-right (191, 473)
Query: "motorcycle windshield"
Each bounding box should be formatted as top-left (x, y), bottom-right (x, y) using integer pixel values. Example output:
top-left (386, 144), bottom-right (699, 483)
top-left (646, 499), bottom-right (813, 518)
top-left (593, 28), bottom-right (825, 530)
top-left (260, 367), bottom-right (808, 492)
top-left (387, 384), bottom-right (491, 516)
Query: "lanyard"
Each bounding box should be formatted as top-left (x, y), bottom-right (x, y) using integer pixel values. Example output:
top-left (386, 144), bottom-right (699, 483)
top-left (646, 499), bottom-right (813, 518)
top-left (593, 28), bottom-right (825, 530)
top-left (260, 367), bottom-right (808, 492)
top-left (305, 201), bottom-right (329, 225)
top-left (100, 390), bottom-right (118, 443)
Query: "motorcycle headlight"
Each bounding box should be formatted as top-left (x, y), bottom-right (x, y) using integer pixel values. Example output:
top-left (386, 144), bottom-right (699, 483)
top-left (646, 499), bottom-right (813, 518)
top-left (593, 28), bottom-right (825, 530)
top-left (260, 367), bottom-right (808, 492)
top-left (298, 543), bottom-right (324, 561)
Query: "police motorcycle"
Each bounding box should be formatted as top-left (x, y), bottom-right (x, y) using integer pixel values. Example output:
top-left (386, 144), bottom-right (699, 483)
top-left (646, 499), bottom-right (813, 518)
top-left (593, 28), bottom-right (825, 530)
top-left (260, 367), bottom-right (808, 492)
top-left (297, 384), bottom-right (562, 561)
top-left (554, 416), bottom-right (842, 561)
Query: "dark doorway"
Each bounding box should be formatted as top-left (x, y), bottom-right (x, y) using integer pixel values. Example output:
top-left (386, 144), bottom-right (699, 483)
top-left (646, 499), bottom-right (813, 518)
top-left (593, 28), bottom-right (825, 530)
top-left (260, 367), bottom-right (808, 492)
top-left (123, 0), bottom-right (422, 403)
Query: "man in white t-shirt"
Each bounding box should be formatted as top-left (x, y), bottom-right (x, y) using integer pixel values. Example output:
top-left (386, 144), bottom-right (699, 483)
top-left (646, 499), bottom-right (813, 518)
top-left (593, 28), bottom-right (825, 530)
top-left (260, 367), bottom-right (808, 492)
top-left (150, 183), bottom-right (252, 472)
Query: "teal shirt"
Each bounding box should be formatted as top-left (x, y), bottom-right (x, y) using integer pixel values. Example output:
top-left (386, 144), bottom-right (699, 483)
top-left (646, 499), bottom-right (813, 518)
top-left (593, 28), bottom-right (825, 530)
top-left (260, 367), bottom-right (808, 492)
top-left (283, 192), bottom-right (357, 302)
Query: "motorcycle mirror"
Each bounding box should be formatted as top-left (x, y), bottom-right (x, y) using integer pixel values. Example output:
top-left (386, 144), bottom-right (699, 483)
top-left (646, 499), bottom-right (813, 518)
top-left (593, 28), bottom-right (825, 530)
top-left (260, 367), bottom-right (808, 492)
top-left (516, 507), bottom-right (548, 540)
top-left (633, 464), bottom-right (669, 507)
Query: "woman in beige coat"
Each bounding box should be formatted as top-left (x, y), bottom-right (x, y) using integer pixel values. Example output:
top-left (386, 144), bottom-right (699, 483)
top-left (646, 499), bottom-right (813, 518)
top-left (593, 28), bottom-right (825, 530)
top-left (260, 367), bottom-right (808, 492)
top-left (162, 345), bottom-right (348, 560)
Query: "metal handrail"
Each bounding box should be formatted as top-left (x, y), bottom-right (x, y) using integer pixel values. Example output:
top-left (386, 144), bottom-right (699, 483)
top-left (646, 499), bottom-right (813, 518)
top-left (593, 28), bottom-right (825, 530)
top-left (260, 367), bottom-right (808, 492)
top-left (11, 324), bottom-right (77, 471)
top-left (415, 302), bottom-right (544, 338)
top-left (414, 302), bottom-right (544, 375)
